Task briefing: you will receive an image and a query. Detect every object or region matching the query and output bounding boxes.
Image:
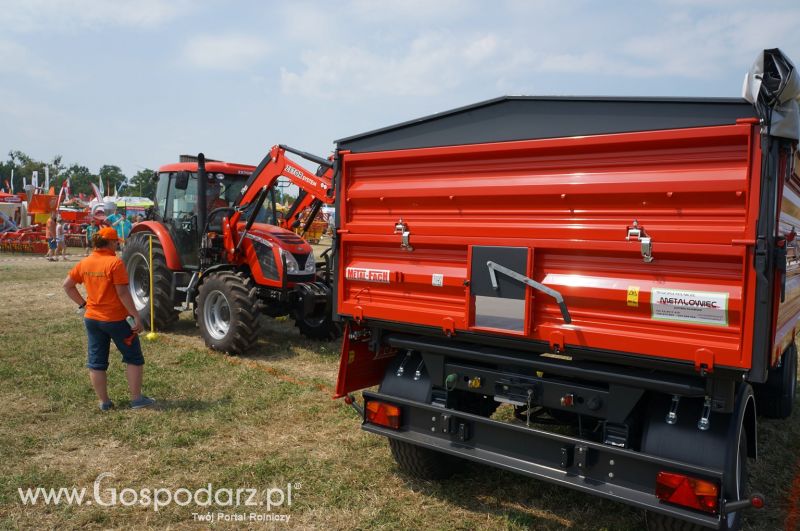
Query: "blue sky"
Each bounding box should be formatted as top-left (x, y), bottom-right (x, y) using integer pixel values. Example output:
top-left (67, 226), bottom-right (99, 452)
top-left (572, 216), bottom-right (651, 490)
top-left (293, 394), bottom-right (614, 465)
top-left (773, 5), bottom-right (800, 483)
top-left (1, 0), bottom-right (799, 177)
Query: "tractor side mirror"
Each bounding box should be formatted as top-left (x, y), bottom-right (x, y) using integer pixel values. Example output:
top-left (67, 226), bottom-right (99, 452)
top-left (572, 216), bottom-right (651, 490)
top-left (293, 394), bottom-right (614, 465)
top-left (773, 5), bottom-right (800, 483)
top-left (174, 171), bottom-right (190, 190)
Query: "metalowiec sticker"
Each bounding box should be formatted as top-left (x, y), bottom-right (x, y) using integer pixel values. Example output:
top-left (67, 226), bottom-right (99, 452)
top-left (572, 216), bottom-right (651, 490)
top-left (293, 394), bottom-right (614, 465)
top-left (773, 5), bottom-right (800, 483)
top-left (651, 288), bottom-right (729, 326)
top-left (345, 267), bottom-right (391, 283)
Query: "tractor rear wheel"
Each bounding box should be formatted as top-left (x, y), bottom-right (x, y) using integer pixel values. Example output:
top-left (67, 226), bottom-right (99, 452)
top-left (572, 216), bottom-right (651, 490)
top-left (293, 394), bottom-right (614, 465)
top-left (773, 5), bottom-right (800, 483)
top-left (122, 232), bottom-right (179, 330)
top-left (197, 271), bottom-right (260, 355)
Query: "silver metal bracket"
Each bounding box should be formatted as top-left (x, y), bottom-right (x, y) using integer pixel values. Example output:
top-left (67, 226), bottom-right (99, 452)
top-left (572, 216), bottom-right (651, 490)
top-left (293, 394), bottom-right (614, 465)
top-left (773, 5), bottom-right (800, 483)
top-left (396, 350), bottom-right (413, 377)
top-left (394, 218), bottom-right (413, 252)
top-left (626, 220), bottom-right (654, 263)
top-left (666, 395), bottom-right (680, 425)
top-left (697, 396), bottom-right (712, 431)
top-left (486, 260), bottom-right (572, 324)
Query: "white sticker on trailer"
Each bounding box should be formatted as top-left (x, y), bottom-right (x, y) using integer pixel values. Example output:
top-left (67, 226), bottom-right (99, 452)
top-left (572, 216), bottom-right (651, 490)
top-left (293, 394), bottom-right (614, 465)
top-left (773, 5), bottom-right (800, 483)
top-left (651, 288), bottom-right (729, 326)
top-left (346, 267), bottom-right (391, 283)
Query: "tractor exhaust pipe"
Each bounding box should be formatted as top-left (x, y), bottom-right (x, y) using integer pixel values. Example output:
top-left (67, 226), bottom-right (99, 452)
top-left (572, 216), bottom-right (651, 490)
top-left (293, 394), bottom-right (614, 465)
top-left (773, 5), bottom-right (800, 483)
top-left (197, 153), bottom-right (207, 246)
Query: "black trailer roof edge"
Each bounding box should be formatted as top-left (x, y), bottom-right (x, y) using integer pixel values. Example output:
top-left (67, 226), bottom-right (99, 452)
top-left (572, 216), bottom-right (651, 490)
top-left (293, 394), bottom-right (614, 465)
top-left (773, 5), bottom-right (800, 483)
top-left (335, 95), bottom-right (752, 146)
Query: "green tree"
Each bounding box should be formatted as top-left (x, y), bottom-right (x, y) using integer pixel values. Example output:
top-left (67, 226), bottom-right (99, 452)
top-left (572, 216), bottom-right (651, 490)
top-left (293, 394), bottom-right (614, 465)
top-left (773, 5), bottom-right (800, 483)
top-left (99, 165), bottom-right (127, 195)
top-left (129, 168), bottom-right (156, 198)
top-left (63, 164), bottom-right (97, 197)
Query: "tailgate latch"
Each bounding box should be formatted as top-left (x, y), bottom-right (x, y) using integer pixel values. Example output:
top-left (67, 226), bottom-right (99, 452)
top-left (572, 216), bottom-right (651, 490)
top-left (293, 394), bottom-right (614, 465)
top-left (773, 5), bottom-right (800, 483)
top-left (626, 220), bottom-right (654, 263)
top-left (394, 219), bottom-right (414, 252)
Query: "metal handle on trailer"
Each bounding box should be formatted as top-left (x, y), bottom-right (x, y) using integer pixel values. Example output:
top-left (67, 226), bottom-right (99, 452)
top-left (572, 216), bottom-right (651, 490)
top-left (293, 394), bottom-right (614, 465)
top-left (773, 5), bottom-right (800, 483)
top-left (486, 260), bottom-right (572, 324)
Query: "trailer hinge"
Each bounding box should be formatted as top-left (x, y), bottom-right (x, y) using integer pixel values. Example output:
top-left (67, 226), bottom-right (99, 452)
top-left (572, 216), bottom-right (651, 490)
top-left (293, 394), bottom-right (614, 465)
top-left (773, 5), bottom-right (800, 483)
top-left (694, 348), bottom-right (715, 376)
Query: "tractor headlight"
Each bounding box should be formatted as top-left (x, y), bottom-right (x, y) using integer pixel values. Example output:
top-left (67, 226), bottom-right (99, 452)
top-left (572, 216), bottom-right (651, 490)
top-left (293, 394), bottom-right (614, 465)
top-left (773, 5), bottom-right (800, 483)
top-left (280, 248), bottom-right (300, 274)
top-left (305, 251), bottom-right (316, 274)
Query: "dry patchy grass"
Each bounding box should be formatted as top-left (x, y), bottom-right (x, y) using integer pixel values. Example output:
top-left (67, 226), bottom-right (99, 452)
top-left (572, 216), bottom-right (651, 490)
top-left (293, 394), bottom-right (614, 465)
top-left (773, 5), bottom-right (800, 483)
top-left (0, 250), bottom-right (798, 530)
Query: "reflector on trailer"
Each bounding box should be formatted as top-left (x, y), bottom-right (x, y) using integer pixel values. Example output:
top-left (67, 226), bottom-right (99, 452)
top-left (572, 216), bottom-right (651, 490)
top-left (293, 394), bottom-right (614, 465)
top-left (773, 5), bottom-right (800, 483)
top-left (365, 401), bottom-right (401, 429)
top-left (655, 471), bottom-right (719, 514)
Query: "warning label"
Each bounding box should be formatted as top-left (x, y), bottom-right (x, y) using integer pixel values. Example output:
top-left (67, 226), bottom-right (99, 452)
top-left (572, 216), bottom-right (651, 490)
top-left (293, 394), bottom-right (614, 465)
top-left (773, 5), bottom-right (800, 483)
top-left (651, 288), bottom-right (729, 326)
top-left (626, 286), bottom-right (640, 307)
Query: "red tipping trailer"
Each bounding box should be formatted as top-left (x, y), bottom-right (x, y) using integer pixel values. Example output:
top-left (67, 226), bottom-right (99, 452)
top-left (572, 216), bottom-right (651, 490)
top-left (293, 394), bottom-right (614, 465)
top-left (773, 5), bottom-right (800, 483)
top-left (333, 50), bottom-right (799, 529)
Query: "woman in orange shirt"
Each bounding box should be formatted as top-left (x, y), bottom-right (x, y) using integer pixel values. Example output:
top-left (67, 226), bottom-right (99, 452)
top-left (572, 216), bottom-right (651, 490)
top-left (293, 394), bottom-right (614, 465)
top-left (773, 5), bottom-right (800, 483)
top-left (62, 227), bottom-right (155, 410)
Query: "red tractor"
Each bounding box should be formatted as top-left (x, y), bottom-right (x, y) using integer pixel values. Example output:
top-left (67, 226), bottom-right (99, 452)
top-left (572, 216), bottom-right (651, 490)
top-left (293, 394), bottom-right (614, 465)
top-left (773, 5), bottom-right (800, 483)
top-left (122, 145), bottom-right (340, 354)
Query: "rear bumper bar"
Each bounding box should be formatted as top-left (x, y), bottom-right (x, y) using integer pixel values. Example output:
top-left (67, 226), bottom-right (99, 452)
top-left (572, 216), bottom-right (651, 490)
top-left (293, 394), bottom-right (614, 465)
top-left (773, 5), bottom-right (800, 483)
top-left (362, 390), bottom-right (724, 529)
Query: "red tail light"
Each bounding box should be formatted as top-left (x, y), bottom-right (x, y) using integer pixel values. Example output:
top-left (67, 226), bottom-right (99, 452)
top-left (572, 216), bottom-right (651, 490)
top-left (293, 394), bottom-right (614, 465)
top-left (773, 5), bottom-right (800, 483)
top-left (655, 471), bottom-right (719, 514)
top-left (365, 401), bottom-right (401, 429)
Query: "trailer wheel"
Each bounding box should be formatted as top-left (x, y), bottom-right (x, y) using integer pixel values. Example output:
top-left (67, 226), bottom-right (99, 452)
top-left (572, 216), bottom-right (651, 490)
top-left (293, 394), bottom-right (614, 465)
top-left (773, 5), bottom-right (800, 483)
top-left (122, 232), bottom-right (179, 330)
top-left (388, 439), bottom-right (457, 480)
top-left (197, 271), bottom-right (261, 355)
top-left (755, 343), bottom-right (797, 419)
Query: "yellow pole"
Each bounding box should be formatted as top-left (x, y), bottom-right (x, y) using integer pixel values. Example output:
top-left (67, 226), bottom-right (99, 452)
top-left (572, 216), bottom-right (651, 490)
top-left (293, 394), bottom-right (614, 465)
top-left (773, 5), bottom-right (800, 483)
top-left (145, 234), bottom-right (158, 341)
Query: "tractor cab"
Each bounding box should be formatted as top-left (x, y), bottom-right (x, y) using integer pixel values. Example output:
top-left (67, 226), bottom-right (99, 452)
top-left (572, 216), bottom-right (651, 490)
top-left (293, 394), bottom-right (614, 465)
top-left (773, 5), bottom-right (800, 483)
top-left (152, 158), bottom-right (256, 269)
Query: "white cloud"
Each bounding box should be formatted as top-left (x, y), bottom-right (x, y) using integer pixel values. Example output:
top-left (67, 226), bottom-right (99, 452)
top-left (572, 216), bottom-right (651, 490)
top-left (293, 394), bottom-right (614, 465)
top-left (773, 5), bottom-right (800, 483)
top-left (0, 39), bottom-right (56, 84)
top-left (281, 32), bottom-right (500, 99)
top-left (0, 0), bottom-right (188, 32)
top-left (183, 35), bottom-right (270, 71)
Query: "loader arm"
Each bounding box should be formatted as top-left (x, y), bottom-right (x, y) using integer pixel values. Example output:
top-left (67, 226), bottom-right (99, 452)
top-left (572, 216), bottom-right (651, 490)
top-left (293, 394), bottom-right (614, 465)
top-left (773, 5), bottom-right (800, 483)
top-left (226, 144), bottom-right (334, 254)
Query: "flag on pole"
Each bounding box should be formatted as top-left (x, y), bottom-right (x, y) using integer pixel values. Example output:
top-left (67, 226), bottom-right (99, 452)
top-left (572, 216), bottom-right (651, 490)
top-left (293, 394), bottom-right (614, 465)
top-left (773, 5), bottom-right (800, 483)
top-left (91, 183), bottom-right (103, 201)
top-left (64, 178), bottom-right (71, 200)
top-left (44, 167), bottom-right (50, 191)
top-left (9, 169), bottom-right (13, 193)
top-left (98, 177), bottom-right (104, 196)
top-left (32, 171), bottom-right (39, 189)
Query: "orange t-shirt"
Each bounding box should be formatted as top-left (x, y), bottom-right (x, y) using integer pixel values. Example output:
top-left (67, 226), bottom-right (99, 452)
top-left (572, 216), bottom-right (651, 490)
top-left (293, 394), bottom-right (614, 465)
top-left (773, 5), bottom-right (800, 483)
top-left (46, 217), bottom-right (56, 239)
top-left (68, 248), bottom-right (130, 322)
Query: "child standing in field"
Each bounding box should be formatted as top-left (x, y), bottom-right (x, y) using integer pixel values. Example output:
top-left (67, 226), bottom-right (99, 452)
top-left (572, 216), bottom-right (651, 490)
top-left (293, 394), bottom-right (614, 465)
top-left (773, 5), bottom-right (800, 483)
top-left (62, 227), bottom-right (155, 411)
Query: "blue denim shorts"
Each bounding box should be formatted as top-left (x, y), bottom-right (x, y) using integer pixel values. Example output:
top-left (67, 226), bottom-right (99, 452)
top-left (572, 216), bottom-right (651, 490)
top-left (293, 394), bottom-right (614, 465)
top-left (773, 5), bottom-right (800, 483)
top-left (84, 318), bottom-right (145, 370)
top-left (48, 239), bottom-right (57, 250)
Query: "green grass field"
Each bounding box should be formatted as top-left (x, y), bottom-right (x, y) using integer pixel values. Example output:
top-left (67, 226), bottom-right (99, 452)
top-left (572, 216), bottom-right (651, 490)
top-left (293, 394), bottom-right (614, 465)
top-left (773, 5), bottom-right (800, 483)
top-left (1, 250), bottom-right (799, 530)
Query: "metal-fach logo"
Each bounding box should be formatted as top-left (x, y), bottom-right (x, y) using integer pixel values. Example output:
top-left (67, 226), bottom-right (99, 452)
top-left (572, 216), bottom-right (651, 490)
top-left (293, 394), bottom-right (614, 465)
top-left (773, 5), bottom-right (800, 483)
top-left (18, 472), bottom-right (296, 522)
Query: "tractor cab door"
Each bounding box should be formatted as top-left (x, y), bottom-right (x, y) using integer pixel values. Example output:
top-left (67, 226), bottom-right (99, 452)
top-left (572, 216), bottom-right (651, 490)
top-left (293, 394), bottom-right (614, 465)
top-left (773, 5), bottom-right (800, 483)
top-left (155, 171), bottom-right (200, 269)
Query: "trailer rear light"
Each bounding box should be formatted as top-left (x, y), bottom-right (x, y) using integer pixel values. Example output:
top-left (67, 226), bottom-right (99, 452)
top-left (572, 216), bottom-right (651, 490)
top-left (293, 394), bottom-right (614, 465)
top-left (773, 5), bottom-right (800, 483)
top-left (365, 400), bottom-right (401, 429)
top-left (655, 471), bottom-right (719, 514)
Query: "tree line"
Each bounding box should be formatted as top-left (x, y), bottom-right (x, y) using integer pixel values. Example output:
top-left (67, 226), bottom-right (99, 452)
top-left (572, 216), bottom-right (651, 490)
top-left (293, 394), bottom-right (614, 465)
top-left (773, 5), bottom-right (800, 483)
top-left (0, 150), bottom-right (156, 198)
top-left (0, 150), bottom-right (298, 206)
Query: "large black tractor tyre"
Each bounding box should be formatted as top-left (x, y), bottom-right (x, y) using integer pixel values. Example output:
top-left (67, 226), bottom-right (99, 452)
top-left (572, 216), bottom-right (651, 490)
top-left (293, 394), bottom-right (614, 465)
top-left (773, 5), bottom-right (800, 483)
top-left (754, 342), bottom-right (797, 419)
top-left (122, 232), bottom-right (179, 330)
top-left (197, 271), bottom-right (260, 355)
top-left (292, 282), bottom-right (342, 341)
top-left (388, 439), bottom-right (458, 480)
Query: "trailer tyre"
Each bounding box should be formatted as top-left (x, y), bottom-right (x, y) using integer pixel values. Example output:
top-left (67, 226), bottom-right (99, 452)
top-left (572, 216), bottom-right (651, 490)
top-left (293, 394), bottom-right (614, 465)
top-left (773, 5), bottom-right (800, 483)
top-left (755, 343), bottom-right (797, 419)
top-left (122, 232), bottom-right (179, 330)
top-left (388, 439), bottom-right (457, 480)
top-left (197, 271), bottom-right (261, 355)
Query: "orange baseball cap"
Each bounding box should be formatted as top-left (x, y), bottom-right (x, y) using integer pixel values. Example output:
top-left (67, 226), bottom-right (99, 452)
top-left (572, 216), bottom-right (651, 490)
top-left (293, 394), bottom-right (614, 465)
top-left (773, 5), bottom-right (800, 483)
top-left (98, 227), bottom-right (119, 240)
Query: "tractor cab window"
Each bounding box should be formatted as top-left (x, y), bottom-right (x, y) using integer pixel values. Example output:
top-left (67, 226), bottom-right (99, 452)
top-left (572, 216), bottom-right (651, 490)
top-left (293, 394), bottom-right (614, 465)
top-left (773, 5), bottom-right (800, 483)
top-left (165, 174), bottom-right (198, 222)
